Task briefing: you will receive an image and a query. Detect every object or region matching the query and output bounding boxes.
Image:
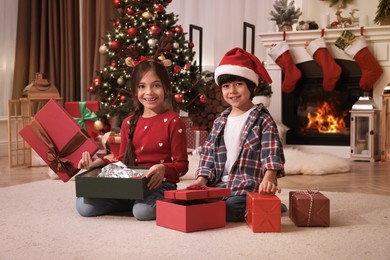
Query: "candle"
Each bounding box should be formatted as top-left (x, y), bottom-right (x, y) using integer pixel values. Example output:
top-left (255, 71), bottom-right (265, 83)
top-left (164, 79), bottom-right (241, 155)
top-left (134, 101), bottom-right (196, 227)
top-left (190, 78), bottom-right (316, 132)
top-left (320, 13), bottom-right (329, 29)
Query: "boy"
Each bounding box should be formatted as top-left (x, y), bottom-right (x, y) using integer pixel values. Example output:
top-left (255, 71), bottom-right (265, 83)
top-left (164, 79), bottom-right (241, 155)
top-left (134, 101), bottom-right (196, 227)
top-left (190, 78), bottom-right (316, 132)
top-left (191, 48), bottom-right (285, 221)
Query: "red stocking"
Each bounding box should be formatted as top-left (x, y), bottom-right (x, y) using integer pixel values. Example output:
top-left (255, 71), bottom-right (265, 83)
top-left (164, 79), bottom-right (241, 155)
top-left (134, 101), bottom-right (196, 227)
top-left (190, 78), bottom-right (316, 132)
top-left (306, 37), bottom-right (341, 92)
top-left (268, 41), bottom-right (301, 93)
top-left (345, 37), bottom-right (383, 91)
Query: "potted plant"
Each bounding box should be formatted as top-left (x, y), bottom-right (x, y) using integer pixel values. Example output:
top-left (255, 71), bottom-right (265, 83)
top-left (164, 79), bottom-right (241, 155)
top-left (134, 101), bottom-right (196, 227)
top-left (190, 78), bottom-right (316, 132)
top-left (374, 0), bottom-right (390, 25)
top-left (269, 0), bottom-right (302, 31)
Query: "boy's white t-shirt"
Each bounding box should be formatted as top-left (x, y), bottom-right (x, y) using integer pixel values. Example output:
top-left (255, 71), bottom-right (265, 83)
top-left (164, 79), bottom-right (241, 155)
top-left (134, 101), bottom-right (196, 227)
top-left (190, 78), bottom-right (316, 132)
top-left (222, 107), bottom-right (255, 182)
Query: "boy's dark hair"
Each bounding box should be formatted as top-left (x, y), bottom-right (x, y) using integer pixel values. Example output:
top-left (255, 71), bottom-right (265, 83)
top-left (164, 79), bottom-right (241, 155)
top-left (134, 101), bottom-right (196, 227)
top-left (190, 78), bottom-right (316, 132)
top-left (122, 61), bottom-right (172, 166)
top-left (217, 74), bottom-right (257, 99)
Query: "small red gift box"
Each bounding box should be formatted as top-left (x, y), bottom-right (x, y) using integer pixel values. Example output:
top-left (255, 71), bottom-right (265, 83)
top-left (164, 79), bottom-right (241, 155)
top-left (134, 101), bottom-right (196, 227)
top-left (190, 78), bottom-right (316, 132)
top-left (19, 99), bottom-right (99, 182)
top-left (289, 190), bottom-right (330, 227)
top-left (156, 187), bottom-right (230, 233)
top-left (246, 192), bottom-right (281, 232)
top-left (107, 134), bottom-right (121, 160)
top-left (64, 101), bottom-right (100, 140)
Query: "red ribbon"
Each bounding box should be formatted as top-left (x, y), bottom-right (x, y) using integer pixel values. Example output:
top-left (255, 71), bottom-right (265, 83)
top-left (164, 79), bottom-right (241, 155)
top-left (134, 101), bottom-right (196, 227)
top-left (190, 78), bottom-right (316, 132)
top-left (133, 56), bottom-right (148, 66)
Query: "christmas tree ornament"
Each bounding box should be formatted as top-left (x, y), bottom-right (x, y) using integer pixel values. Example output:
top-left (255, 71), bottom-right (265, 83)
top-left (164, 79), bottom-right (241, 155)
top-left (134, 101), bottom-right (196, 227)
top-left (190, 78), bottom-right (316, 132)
top-left (110, 40), bottom-right (119, 50)
top-left (199, 94), bottom-right (207, 103)
top-left (165, 31), bottom-right (173, 37)
top-left (173, 65), bottom-right (182, 74)
top-left (99, 44), bottom-right (107, 54)
top-left (154, 4), bottom-right (165, 13)
top-left (142, 11), bottom-right (153, 19)
top-left (127, 27), bottom-right (137, 37)
top-left (173, 42), bottom-right (180, 49)
top-left (188, 42), bottom-right (194, 48)
top-left (93, 76), bottom-right (102, 85)
top-left (117, 77), bottom-right (125, 86)
top-left (94, 120), bottom-right (104, 131)
top-left (184, 63), bottom-right (191, 70)
top-left (268, 41), bottom-right (301, 93)
top-left (126, 8), bottom-right (135, 15)
top-left (336, 31), bottom-right (383, 91)
top-left (174, 93), bottom-right (183, 103)
top-left (113, 0), bottom-right (120, 8)
top-left (306, 37), bottom-right (341, 92)
top-left (111, 61), bottom-right (117, 67)
top-left (120, 95), bottom-right (126, 102)
top-left (150, 25), bottom-right (161, 36)
top-left (174, 25), bottom-right (183, 34)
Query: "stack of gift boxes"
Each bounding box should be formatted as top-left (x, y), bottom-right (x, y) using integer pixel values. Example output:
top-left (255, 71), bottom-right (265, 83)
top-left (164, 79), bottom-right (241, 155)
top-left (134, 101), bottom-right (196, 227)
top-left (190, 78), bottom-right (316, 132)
top-left (182, 117), bottom-right (208, 154)
top-left (19, 99), bottom-right (330, 233)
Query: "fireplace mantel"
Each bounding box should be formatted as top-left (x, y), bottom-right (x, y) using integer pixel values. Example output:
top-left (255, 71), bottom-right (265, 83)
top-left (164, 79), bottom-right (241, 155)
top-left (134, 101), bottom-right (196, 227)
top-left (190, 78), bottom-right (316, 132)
top-left (258, 26), bottom-right (390, 158)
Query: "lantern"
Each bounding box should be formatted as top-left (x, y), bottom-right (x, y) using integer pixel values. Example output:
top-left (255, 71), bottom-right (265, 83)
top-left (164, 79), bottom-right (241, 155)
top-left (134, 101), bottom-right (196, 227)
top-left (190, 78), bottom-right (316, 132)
top-left (381, 83), bottom-right (390, 161)
top-left (350, 93), bottom-right (381, 162)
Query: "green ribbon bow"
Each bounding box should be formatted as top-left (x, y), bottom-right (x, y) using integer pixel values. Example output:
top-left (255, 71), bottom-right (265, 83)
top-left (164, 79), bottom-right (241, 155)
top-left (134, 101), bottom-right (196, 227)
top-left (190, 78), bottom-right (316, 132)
top-left (73, 101), bottom-right (98, 130)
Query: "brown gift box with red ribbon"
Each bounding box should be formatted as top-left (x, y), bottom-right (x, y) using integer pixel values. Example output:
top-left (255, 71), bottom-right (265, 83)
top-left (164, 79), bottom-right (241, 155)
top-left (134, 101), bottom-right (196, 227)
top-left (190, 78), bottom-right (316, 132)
top-left (289, 190), bottom-right (330, 227)
top-left (19, 99), bottom-right (99, 182)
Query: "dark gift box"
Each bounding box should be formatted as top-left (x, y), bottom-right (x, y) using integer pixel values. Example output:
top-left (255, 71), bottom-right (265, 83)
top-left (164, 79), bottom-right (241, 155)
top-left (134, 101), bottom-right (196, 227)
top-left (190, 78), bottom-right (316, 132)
top-left (246, 192), bottom-right (281, 233)
top-left (75, 167), bottom-right (153, 200)
top-left (289, 190), bottom-right (330, 227)
top-left (156, 187), bottom-right (230, 233)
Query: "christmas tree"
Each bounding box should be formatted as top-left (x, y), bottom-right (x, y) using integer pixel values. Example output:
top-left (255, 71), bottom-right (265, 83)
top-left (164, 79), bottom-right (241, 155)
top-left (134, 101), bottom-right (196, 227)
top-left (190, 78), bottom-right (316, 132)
top-left (89, 0), bottom-right (208, 125)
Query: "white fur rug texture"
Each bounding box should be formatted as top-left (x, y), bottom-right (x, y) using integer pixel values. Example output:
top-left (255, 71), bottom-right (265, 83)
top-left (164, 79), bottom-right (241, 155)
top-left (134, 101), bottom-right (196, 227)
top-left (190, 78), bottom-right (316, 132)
top-left (0, 179), bottom-right (389, 260)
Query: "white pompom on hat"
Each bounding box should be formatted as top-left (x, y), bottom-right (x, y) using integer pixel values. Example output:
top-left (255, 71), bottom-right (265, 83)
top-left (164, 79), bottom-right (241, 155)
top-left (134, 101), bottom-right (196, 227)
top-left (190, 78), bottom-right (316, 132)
top-left (214, 47), bottom-right (272, 86)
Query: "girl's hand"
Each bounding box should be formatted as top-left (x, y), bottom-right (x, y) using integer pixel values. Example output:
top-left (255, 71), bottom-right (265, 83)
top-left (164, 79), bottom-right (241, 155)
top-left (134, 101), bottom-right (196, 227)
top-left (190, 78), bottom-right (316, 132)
top-left (146, 164), bottom-right (165, 190)
top-left (78, 151), bottom-right (93, 170)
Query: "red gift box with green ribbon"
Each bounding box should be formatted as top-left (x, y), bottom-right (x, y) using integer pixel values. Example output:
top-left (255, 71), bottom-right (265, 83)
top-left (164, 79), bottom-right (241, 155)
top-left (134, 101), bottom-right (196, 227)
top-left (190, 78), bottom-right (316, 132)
top-left (64, 101), bottom-right (99, 140)
top-left (19, 99), bottom-right (99, 182)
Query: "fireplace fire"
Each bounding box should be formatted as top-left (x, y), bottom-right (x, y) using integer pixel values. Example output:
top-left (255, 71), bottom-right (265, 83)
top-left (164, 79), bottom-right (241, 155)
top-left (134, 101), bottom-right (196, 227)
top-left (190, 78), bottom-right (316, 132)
top-left (282, 59), bottom-right (362, 146)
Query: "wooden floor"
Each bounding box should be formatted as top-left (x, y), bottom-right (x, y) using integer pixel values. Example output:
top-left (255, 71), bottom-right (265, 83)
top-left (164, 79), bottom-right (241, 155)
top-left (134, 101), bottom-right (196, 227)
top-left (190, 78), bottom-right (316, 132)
top-left (1, 156), bottom-right (390, 196)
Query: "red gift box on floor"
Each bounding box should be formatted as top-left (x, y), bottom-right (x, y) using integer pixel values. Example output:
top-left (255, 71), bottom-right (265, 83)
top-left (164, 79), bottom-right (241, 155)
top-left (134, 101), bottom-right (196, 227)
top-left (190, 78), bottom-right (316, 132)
top-left (289, 190), bottom-right (330, 227)
top-left (64, 101), bottom-right (100, 140)
top-left (19, 99), bottom-right (99, 182)
top-left (246, 192), bottom-right (281, 232)
top-left (156, 187), bottom-right (230, 233)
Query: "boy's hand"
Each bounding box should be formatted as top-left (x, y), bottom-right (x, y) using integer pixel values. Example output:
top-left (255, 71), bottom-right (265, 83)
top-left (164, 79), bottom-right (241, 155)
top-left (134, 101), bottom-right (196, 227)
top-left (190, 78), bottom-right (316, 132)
top-left (187, 176), bottom-right (208, 189)
top-left (259, 170), bottom-right (281, 194)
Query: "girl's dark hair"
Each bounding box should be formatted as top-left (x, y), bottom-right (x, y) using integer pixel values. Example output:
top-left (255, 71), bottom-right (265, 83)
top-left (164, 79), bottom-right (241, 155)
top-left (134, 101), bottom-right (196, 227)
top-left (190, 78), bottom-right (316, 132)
top-left (217, 74), bottom-right (257, 99)
top-left (122, 61), bottom-right (172, 166)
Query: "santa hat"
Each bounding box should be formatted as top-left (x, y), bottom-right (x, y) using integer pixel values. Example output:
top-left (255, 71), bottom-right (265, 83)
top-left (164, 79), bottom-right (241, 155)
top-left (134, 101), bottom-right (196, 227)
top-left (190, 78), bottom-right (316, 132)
top-left (214, 48), bottom-right (272, 86)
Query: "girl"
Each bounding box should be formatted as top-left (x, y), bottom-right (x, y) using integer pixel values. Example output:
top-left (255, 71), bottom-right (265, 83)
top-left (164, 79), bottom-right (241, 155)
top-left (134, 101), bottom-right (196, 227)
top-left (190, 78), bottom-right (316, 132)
top-left (76, 60), bottom-right (189, 220)
top-left (191, 48), bottom-right (285, 222)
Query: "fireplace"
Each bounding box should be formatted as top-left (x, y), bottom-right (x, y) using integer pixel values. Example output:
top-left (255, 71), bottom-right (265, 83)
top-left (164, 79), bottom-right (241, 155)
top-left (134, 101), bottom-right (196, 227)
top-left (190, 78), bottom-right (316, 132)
top-left (282, 59), bottom-right (363, 146)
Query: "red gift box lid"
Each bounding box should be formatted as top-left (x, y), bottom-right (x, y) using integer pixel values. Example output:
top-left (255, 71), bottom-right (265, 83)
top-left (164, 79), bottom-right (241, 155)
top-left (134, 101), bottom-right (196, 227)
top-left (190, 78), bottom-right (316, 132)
top-left (164, 187), bottom-right (230, 200)
top-left (19, 99), bottom-right (99, 182)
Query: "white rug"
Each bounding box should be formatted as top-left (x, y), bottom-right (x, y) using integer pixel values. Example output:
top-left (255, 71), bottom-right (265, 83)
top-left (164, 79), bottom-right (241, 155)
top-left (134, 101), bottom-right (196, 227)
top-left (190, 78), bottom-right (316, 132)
top-left (0, 179), bottom-right (389, 260)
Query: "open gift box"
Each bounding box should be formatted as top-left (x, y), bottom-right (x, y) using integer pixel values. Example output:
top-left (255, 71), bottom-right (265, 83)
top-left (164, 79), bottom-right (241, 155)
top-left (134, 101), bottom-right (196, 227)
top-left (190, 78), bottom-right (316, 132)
top-left (156, 187), bottom-right (230, 233)
top-left (75, 167), bottom-right (153, 200)
top-left (19, 99), bottom-right (99, 182)
top-left (246, 192), bottom-right (281, 232)
top-left (289, 190), bottom-right (330, 227)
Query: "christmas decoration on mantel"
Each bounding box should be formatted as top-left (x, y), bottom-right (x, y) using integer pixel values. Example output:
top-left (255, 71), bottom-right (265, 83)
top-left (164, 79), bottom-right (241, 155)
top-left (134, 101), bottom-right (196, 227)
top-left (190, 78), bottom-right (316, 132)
top-left (89, 0), bottom-right (208, 126)
top-left (269, 0), bottom-right (302, 32)
top-left (374, 0), bottom-right (390, 25)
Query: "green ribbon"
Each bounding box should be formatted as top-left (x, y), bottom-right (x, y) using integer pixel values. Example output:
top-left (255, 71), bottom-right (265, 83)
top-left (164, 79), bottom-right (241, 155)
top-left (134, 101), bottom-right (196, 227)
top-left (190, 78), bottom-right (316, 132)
top-left (73, 101), bottom-right (98, 130)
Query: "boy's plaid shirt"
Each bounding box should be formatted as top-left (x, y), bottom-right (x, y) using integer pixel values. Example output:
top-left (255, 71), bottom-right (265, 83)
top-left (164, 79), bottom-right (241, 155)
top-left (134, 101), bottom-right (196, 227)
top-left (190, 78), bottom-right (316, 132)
top-left (195, 104), bottom-right (285, 196)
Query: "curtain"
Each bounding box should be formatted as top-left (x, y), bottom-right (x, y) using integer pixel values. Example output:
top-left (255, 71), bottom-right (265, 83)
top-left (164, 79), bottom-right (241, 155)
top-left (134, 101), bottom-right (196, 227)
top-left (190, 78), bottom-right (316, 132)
top-left (12, 0), bottom-right (80, 102)
top-left (0, 0), bottom-right (18, 117)
top-left (80, 0), bottom-right (114, 101)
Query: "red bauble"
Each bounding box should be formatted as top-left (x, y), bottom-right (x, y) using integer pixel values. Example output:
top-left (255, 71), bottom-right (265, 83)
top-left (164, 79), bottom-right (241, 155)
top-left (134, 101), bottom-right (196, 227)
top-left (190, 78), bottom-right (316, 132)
top-left (165, 31), bottom-right (173, 37)
top-left (188, 42), bottom-right (194, 48)
top-left (110, 40), bottom-right (119, 50)
top-left (113, 0), bottom-right (121, 8)
top-left (126, 7), bottom-right (135, 15)
top-left (88, 85), bottom-right (94, 93)
top-left (174, 94), bottom-right (183, 103)
top-left (174, 25), bottom-right (183, 34)
top-left (199, 94), bottom-right (207, 104)
top-left (150, 25), bottom-right (160, 36)
top-left (184, 63), bottom-right (191, 70)
top-left (127, 27), bottom-right (137, 37)
top-left (93, 76), bottom-right (102, 85)
top-left (173, 65), bottom-right (182, 74)
top-left (120, 95), bottom-right (126, 102)
top-left (111, 61), bottom-right (117, 67)
top-left (154, 4), bottom-right (165, 13)
top-left (166, 0), bottom-right (172, 3)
